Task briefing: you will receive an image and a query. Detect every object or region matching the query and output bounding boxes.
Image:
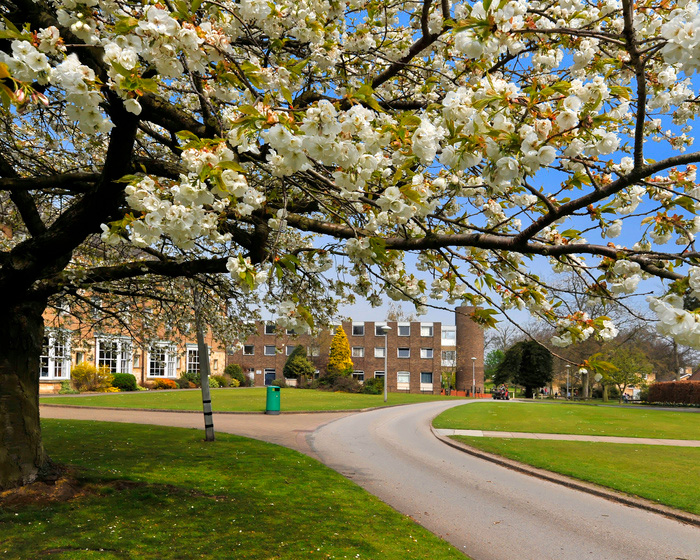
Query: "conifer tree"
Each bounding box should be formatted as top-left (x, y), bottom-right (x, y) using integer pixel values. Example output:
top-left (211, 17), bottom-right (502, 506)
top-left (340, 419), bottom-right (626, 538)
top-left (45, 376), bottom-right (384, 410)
top-left (327, 327), bottom-right (353, 378)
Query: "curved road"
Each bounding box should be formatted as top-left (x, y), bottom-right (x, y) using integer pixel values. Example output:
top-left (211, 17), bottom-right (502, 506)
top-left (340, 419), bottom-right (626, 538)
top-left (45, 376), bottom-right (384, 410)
top-left (310, 400), bottom-right (700, 560)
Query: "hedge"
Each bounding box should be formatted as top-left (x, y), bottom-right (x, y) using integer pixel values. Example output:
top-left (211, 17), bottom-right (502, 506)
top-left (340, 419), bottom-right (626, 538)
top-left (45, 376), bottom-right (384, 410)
top-left (648, 381), bottom-right (700, 405)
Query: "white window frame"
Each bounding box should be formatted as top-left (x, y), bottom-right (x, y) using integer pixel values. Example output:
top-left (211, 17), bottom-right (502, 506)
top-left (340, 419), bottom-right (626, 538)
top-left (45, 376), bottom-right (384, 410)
top-left (374, 347), bottom-right (386, 358)
top-left (264, 323), bottom-right (276, 335)
top-left (397, 347), bottom-right (410, 358)
top-left (186, 345), bottom-right (200, 373)
top-left (352, 347), bottom-right (365, 358)
top-left (40, 331), bottom-right (71, 380)
top-left (420, 324), bottom-right (433, 337)
top-left (420, 348), bottom-right (434, 359)
top-left (352, 371), bottom-right (365, 381)
top-left (374, 370), bottom-right (385, 378)
top-left (243, 344), bottom-right (255, 356)
top-left (307, 346), bottom-right (320, 357)
top-left (147, 342), bottom-right (176, 378)
top-left (96, 336), bottom-right (132, 374)
top-left (286, 345), bottom-right (298, 356)
top-left (264, 345), bottom-right (277, 356)
top-left (442, 350), bottom-right (456, 366)
top-left (397, 371), bottom-right (410, 384)
top-left (420, 371), bottom-right (433, 384)
top-left (352, 324), bottom-right (365, 336)
top-left (375, 323), bottom-right (388, 336)
top-left (442, 328), bottom-right (456, 340)
top-left (397, 324), bottom-right (411, 336)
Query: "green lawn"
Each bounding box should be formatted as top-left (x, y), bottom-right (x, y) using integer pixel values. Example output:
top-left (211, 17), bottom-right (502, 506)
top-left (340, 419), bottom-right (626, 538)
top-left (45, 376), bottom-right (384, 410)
top-left (0, 420), bottom-right (466, 559)
top-left (453, 437), bottom-right (700, 515)
top-left (433, 401), bottom-right (700, 440)
top-left (42, 387), bottom-right (463, 412)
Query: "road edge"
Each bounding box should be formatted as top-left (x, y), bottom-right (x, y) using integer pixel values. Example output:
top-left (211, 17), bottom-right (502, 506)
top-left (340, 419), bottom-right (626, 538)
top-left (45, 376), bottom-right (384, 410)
top-left (431, 426), bottom-right (700, 528)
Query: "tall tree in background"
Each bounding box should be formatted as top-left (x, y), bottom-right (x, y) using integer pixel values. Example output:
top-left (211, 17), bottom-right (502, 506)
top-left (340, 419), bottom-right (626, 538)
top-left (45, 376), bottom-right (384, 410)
top-left (327, 327), bottom-right (353, 378)
top-left (283, 344), bottom-right (315, 382)
top-left (5, 0), bottom-right (700, 490)
top-left (497, 341), bottom-right (553, 398)
top-left (604, 346), bottom-right (653, 403)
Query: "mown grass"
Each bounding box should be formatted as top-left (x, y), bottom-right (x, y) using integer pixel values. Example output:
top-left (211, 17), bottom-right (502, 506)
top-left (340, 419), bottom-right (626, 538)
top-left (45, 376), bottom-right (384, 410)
top-left (0, 420), bottom-right (467, 560)
top-left (452, 436), bottom-right (700, 515)
top-left (433, 401), bottom-right (700, 440)
top-left (41, 387), bottom-right (463, 412)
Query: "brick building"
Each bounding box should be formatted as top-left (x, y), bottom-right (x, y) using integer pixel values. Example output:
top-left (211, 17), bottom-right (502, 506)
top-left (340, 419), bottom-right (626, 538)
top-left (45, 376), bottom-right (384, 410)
top-left (228, 305), bottom-right (484, 395)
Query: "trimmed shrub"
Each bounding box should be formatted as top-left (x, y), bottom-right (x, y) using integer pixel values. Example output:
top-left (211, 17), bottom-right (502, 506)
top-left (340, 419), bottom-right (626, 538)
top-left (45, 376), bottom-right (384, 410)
top-left (208, 376), bottom-right (221, 388)
top-left (180, 371), bottom-right (201, 387)
top-left (58, 380), bottom-right (79, 394)
top-left (176, 377), bottom-right (192, 389)
top-left (270, 378), bottom-right (288, 388)
top-left (229, 378), bottom-right (240, 388)
top-left (361, 376), bottom-right (384, 395)
top-left (111, 373), bottom-right (137, 392)
top-left (211, 374), bottom-right (230, 387)
top-left (648, 381), bottom-right (700, 405)
top-left (224, 363), bottom-right (249, 387)
top-left (153, 378), bottom-right (178, 390)
top-left (71, 363), bottom-right (113, 392)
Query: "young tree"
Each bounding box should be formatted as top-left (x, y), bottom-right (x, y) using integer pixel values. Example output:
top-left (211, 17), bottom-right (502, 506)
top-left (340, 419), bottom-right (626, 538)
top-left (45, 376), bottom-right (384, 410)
top-left (604, 346), bottom-right (654, 403)
top-left (283, 344), bottom-right (315, 381)
top-left (327, 327), bottom-right (353, 378)
top-left (484, 349), bottom-right (505, 382)
top-left (5, 0), bottom-right (700, 491)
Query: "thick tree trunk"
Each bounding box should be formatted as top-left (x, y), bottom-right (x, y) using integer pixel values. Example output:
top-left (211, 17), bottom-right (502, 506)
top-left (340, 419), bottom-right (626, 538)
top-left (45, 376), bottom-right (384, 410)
top-left (0, 299), bottom-right (53, 490)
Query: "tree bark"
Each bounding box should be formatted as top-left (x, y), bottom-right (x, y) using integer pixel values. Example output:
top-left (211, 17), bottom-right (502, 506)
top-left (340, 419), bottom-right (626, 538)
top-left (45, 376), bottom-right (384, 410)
top-left (0, 299), bottom-right (55, 490)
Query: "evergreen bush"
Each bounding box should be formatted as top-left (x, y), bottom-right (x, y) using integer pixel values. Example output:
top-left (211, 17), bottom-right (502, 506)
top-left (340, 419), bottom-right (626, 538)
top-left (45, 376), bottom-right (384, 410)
top-left (111, 373), bottom-right (137, 391)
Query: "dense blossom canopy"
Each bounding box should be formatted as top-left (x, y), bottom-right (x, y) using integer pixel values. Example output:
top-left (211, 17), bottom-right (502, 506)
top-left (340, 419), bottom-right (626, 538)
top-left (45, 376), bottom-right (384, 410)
top-left (3, 0), bottom-right (700, 348)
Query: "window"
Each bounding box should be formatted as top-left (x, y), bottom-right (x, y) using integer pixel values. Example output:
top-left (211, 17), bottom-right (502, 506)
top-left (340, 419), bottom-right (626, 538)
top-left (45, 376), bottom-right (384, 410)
top-left (397, 347), bottom-right (410, 358)
top-left (243, 344), bottom-right (255, 355)
top-left (352, 324), bottom-right (365, 336)
top-left (148, 343), bottom-right (176, 377)
top-left (308, 346), bottom-right (320, 357)
top-left (374, 347), bottom-right (386, 358)
top-left (421, 371), bottom-right (433, 384)
top-left (96, 337), bottom-right (132, 374)
top-left (442, 328), bottom-right (456, 340)
top-left (264, 323), bottom-right (276, 335)
top-left (133, 353), bottom-right (140, 368)
top-left (420, 325), bottom-right (433, 337)
top-left (397, 371), bottom-right (410, 384)
top-left (213, 359), bottom-right (219, 371)
top-left (75, 351), bottom-right (84, 364)
top-left (40, 332), bottom-right (71, 379)
top-left (442, 350), bottom-right (456, 365)
top-left (286, 345), bottom-right (298, 356)
top-left (352, 371), bottom-right (365, 381)
top-left (398, 324), bottom-right (410, 336)
top-left (264, 345), bottom-right (276, 356)
top-left (286, 328), bottom-right (297, 335)
top-left (352, 347), bottom-right (364, 358)
top-left (186, 347), bottom-right (200, 373)
top-left (375, 324), bottom-right (388, 336)
top-left (420, 348), bottom-right (434, 359)
top-left (374, 370), bottom-right (385, 378)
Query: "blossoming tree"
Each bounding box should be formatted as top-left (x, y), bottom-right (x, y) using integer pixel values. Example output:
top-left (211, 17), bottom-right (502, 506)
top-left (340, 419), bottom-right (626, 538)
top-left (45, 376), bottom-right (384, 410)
top-left (2, 0), bottom-right (700, 489)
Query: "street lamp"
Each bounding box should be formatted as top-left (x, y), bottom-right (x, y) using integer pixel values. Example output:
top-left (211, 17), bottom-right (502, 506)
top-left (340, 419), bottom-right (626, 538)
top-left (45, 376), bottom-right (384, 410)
top-left (471, 356), bottom-right (476, 398)
top-left (378, 325), bottom-right (392, 403)
top-left (565, 364), bottom-right (571, 399)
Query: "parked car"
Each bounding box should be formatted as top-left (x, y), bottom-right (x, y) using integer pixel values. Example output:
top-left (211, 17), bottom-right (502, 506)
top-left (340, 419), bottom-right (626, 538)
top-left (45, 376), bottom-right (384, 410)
top-left (492, 386), bottom-right (510, 400)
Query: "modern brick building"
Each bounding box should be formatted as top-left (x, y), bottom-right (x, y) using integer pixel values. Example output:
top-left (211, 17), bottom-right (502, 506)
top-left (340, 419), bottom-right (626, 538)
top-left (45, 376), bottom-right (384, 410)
top-left (228, 305), bottom-right (484, 395)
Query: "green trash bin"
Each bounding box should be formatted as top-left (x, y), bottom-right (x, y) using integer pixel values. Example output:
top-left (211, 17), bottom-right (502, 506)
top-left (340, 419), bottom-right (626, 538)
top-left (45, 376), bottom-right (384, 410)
top-left (266, 385), bottom-right (281, 415)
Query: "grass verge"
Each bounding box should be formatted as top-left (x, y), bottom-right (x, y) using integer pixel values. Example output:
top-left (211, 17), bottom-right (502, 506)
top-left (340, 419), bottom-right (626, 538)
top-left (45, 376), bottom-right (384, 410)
top-left (41, 388), bottom-right (462, 412)
top-left (0, 420), bottom-right (466, 560)
top-left (452, 436), bottom-right (700, 516)
top-left (433, 401), bottom-right (700, 440)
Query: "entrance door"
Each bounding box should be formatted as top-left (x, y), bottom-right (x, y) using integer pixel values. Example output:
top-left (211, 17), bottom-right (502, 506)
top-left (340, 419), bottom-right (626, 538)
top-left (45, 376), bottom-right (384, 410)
top-left (264, 368), bottom-right (276, 385)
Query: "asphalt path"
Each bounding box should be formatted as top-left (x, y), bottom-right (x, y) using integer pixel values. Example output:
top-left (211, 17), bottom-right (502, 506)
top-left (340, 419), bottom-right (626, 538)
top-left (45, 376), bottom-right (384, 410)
top-left (310, 400), bottom-right (700, 560)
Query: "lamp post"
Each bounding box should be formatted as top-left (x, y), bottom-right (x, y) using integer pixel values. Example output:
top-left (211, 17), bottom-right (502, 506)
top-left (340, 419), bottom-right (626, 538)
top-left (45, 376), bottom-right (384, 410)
top-left (471, 356), bottom-right (476, 398)
top-left (565, 364), bottom-right (571, 400)
top-left (379, 325), bottom-right (392, 403)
